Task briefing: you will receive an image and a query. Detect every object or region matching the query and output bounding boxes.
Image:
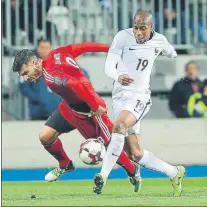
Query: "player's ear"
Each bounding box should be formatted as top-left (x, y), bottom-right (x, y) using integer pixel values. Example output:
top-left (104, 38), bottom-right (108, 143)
top-left (34, 57), bottom-right (40, 67)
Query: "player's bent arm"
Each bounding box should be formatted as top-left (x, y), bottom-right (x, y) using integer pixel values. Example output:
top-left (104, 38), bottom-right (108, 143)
top-left (62, 42), bottom-right (109, 58)
top-left (105, 52), bottom-right (133, 81)
top-left (104, 53), bottom-right (120, 81)
top-left (162, 37), bottom-right (177, 58)
top-left (48, 69), bottom-right (100, 111)
top-left (105, 31), bottom-right (128, 81)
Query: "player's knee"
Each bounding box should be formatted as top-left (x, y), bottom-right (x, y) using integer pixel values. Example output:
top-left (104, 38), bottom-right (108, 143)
top-left (39, 130), bottom-right (57, 145)
top-left (113, 121), bottom-right (128, 134)
top-left (131, 149), bottom-right (143, 162)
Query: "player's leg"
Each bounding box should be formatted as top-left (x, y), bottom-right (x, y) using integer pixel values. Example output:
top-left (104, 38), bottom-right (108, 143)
top-left (69, 111), bottom-right (137, 180)
top-left (92, 114), bottom-right (136, 178)
top-left (40, 109), bottom-right (76, 181)
top-left (93, 114), bottom-right (142, 193)
top-left (128, 132), bottom-right (185, 196)
top-left (125, 107), bottom-right (185, 196)
top-left (125, 133), bottom-right (142, 192)
top-left (127, 126), bottom-right (179, 179)
top-left (93, 110), bottom-right (137, 194)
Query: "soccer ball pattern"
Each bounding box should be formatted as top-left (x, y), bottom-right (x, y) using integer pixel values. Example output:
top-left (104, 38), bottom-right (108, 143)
top-left (79, 139), bottom-right (106, 165)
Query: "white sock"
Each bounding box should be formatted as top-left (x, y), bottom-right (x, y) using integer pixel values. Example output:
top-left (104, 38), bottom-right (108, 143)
top-left (138, 149), bottom-right (178, 179)
top-left (101, 133), bottom-right (125, 180)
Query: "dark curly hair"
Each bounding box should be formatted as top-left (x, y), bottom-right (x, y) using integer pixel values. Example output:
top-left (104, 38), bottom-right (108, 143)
top-left (12, 49), bottom-right (36, 72)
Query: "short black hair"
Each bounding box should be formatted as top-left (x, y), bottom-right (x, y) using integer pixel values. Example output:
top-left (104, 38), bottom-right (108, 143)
top-left (12, 49), bottom-right (36, 72)
top-left (134, 9), bottom-right (153, 25)
top-left (135, 9), bottom-right (152, 16)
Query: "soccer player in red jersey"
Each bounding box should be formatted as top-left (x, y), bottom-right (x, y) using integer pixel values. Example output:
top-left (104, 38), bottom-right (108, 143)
top-left (12, 42), bottom-right (141, 192)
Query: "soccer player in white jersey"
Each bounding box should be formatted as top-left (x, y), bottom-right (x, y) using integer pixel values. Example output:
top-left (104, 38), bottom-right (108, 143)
top-left (93, 10), bottom-right (185, 196)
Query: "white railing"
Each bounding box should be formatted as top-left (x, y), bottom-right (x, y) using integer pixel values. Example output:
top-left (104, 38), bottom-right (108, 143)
top-left (2, 0), bottom-right (207, 50)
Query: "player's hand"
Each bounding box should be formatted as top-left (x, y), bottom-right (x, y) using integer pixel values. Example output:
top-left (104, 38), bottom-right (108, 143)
top-left (118, 74), bottom-right (134, 86)
top-left (93, 106), bottom-right (107, 116)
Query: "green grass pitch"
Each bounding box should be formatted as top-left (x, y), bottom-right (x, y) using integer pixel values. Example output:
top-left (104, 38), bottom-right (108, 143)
top-left (2, 178), bottom-right (207, 206)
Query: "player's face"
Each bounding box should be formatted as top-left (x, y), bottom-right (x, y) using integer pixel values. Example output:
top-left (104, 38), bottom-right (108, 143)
top-left (37, 41), bottom-right (52, 59)
top-left (19, 61), bottom-right (42, 83)
top-left (133, 19), bottom-right (152, 43)
top-left (185, 63), bottom-right (198, 80)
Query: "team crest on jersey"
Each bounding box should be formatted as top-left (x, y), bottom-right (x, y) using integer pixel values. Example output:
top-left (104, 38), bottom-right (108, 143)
top-left (54, 53), bottom-right (61, 64)
top-left (54, 76), bottom-right (67, 86)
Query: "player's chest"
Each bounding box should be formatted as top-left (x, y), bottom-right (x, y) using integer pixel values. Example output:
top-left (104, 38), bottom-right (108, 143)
top-left (123, 44), bottom-right (162, 61)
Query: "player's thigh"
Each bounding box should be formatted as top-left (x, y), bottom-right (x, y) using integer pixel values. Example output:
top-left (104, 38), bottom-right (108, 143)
top-left (112, 97), bottom-right (125, 121)
top-left (123, 96), bottom-right (151, 123)
top-left (92, 113), bottom-right (113, 145)
top-left (73, 114), bottom-right (97, 139)
top-left (127, 98), bottom-right (151, 137)
top-left (58, 102), bottom-right (97, 139)
top-left (40, 109), bottom-right (75, 144)
top-left (113, 97), bottom-right (137, 131)
top-left (126, 99), bottom-right (151, 159)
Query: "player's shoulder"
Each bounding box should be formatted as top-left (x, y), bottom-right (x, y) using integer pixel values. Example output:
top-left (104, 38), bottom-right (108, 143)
top-left (115, 28), bottom-right (134, 39)
top-left (42, 47), bottom-right (67, 70)
top-left (152, 31), bottom-right (168, 42)
top-left (42, 50), bottom-right (55, 68)
top-left (122, 28), bottom-right (134, 36)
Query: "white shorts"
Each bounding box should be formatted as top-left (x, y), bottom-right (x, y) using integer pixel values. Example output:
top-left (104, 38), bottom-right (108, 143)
top-left (112, 94), bottom-right (152, 135)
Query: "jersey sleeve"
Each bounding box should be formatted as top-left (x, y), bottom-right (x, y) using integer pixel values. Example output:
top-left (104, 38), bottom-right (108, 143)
top-left (60, 42), bottom-right (109, 58)
top-left (108, 31), bottom-right (127, 56)
top-left (45, 68), bottom-right (100, 111)
top-left (162, 37), bottom-right (177, 58)
top-left (105, 31), bottom-right (128, 81)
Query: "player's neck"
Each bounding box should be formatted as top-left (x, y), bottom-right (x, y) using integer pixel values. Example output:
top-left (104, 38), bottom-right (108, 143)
top-left (145, 31), bottom-right (154, 42)
top-left (136, 31), bottom-right (154, 44)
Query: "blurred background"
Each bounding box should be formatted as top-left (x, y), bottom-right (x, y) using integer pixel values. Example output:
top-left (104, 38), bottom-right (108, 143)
top-left (2, 0), bottom-right (207, 182)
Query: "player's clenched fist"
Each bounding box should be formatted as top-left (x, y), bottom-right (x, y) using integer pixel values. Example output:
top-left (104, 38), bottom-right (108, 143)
top-left (93, 105), bottom-right (107, 116)
top-left (118, 74), bottom-right (134, 86)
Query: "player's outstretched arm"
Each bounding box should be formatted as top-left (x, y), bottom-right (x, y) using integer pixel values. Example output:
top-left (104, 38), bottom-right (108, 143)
top-left (62, 42), bottom-right (109, 58)
top-left (162, 37), bottom-right (177, 58)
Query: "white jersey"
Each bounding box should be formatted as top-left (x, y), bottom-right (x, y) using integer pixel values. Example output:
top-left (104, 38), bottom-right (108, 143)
top-left (106, 28), bottom-right (177, 97)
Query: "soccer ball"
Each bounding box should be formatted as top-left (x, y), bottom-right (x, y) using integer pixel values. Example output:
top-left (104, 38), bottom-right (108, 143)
top-left (79, 138), bottom-right (106, 165)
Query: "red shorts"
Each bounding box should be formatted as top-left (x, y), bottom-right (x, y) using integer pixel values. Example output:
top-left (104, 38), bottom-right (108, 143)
top-left (58, 101), bottom-right (113, 144)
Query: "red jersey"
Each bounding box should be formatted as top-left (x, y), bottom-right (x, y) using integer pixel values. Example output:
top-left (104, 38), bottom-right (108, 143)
top-left (42, 42), bottom-right (109, 113)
